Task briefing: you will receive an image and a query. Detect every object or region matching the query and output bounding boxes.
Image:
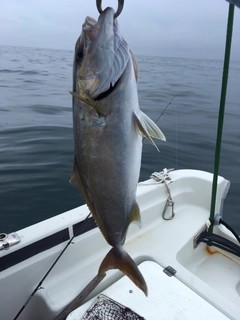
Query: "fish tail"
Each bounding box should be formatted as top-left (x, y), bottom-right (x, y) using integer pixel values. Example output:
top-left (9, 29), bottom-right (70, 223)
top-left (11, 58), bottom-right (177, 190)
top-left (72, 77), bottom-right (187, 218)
top-left (98, 247), bottom-right (148, 296)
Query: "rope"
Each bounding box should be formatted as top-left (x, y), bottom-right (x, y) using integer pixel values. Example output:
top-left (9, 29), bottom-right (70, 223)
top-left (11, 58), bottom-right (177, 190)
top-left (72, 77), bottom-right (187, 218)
top-left (151, 171), bottom-right (172, 197)
top-left (151, 171), bottom-right (175, 220)
top-left (139, 169), bottom-right (175, 220)
top-left (209, 3), bottom-right (235, 233)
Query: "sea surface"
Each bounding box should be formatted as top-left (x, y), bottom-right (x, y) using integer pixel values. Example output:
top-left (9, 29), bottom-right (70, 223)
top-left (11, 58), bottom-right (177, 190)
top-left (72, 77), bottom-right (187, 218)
top-left (1, 45), bottom-right (240, 234)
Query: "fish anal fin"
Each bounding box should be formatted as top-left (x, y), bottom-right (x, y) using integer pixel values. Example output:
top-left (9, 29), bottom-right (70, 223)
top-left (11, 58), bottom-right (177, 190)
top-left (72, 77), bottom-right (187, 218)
top-left (98, 247), bottom-right (148, 296)
top-left (130, 202), bottom-right (141, 228)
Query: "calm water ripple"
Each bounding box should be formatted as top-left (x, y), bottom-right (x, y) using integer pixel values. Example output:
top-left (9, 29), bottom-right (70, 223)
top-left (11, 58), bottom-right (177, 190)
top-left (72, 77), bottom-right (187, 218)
top-left (0, 45), bottom-right (240, 234)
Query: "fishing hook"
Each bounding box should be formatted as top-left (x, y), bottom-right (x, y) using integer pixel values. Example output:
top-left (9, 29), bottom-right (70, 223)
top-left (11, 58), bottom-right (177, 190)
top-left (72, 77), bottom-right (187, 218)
top-left (96, 0), bottom-right (124, 18)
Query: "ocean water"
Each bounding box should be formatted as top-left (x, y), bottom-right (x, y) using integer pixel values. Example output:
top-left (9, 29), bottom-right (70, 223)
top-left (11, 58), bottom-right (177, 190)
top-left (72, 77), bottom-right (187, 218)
top-left (0, 45), bottom-right (240, 234)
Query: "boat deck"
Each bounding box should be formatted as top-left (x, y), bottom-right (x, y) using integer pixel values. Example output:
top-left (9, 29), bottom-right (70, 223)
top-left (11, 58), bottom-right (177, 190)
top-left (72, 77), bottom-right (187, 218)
top-left (67, 261), bottom-right (229, 320)
top-left (44, 170), bottom-right (239, 319)
top-left (1, 170), bottom-right (239, 320)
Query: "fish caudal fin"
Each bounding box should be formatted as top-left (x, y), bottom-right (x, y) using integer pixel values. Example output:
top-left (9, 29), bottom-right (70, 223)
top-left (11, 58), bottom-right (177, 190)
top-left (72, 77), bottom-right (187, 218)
top-left (98, 247), bottom-right (148, 296)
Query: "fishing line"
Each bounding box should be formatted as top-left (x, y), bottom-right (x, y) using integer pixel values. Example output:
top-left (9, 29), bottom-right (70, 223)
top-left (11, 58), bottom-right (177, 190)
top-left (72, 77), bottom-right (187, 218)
top-left (13, 212), bottom-right (92, 320)
top-left (142, 94), bottom-right (177, 144)
top-left (14, 95), bottom-right (177, 319)
top-left (154, 94), bottom-right (177, 126)
top-left (174, 99), bottom-right (179, 170)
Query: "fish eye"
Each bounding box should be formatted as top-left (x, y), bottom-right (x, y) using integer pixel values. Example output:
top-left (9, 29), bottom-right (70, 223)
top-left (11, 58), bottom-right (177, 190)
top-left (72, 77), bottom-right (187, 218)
top-left (76, 50), bottom-right (83, 61)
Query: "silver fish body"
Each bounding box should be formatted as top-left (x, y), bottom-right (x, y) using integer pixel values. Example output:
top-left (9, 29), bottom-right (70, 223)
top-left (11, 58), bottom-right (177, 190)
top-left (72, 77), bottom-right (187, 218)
top-left (71, 7), bottom-right (165, 296)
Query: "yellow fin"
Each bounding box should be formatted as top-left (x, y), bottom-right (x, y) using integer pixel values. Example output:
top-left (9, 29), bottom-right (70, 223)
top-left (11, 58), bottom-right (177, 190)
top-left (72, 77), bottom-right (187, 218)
top-left (70, 91), bottom-right (91, 105)
top-left (70, 157), bottom-right (111, 245)
top-left (130, 202), bottom-right (141, 228)
top-left (70, 157), bottom-right (97, 225)
top-left (70, 91), bottom-right (109, 116)
top-left (70, 156), bottom-right (85, 194)
top-left (98, 247), bottom-right (148, 296)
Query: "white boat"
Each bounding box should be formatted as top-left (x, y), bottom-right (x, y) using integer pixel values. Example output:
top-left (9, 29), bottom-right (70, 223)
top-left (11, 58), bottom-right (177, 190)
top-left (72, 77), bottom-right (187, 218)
top-left (1, 168), bottom-right (240, 320)
top-left (1, 1), bottom-right (239, 319)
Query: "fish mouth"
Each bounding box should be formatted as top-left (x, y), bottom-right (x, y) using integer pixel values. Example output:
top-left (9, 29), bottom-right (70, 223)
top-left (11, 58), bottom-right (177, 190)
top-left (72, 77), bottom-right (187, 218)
top-left (93, 77), bottom-right (121, 101)
top-left (77, 7), bottom-right (130, 102)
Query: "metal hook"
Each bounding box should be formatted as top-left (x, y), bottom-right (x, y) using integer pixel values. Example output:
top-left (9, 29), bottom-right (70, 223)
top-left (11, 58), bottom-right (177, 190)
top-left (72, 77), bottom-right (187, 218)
top-left (162, 198), bottom-right (175, 221)
top-left (96, 0), bottom-right (124, 18)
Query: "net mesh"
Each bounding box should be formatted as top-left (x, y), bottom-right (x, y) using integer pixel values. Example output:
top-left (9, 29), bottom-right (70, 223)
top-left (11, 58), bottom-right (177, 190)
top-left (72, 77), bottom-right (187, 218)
top-left (81, 294), bottom-right (145, 320)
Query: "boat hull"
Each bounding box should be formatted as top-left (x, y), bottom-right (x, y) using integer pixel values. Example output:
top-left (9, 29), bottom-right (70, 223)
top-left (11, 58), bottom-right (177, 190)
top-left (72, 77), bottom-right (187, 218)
top-left (1, 169), bottom-right (238, 320)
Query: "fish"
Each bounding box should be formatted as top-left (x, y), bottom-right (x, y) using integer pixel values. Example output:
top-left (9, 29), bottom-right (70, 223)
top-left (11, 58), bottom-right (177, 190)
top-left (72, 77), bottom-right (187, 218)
top-left (70, 7), bottom-right (165, 296)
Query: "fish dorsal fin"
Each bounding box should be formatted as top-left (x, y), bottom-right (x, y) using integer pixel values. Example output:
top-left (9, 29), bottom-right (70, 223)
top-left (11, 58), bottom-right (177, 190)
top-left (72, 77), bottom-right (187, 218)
top-left (70, 157), bottom-right (85, 194)
top-left (134, 112), bottom-right (166, 152)
top-left (70, 157), bottom-right (111, 245)
top-left (70, 157), bottom-right (96, 221)
top-left (130, 202), bottom-right (141, 228)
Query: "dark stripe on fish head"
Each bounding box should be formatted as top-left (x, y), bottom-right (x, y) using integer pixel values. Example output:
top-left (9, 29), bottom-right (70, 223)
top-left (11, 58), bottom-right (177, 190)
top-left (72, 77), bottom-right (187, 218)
top-left (77, 7), bottom-right (130, 100)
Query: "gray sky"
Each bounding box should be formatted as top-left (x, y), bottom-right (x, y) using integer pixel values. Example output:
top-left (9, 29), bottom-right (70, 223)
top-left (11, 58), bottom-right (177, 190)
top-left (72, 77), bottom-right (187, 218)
top-left (1, 0), bottom-right (240, 60)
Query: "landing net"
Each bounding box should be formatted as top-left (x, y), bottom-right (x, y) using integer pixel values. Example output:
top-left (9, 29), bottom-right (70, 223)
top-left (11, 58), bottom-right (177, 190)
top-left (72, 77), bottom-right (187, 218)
top-left (81, 294), bottom-right (145, 320)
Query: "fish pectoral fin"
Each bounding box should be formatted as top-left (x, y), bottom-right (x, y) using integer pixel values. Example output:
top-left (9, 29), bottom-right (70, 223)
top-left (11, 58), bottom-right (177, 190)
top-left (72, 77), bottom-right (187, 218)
top-left (70, 91), bottom-right (109, 117)
top-left (134, 112), bottom-right (166, 152)
top-left (70, 91), bottom-right (91, 105)
top-left (130, 202), bottom-right (141, 228)
top-left (98, 247), bottom-right (148, 296)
